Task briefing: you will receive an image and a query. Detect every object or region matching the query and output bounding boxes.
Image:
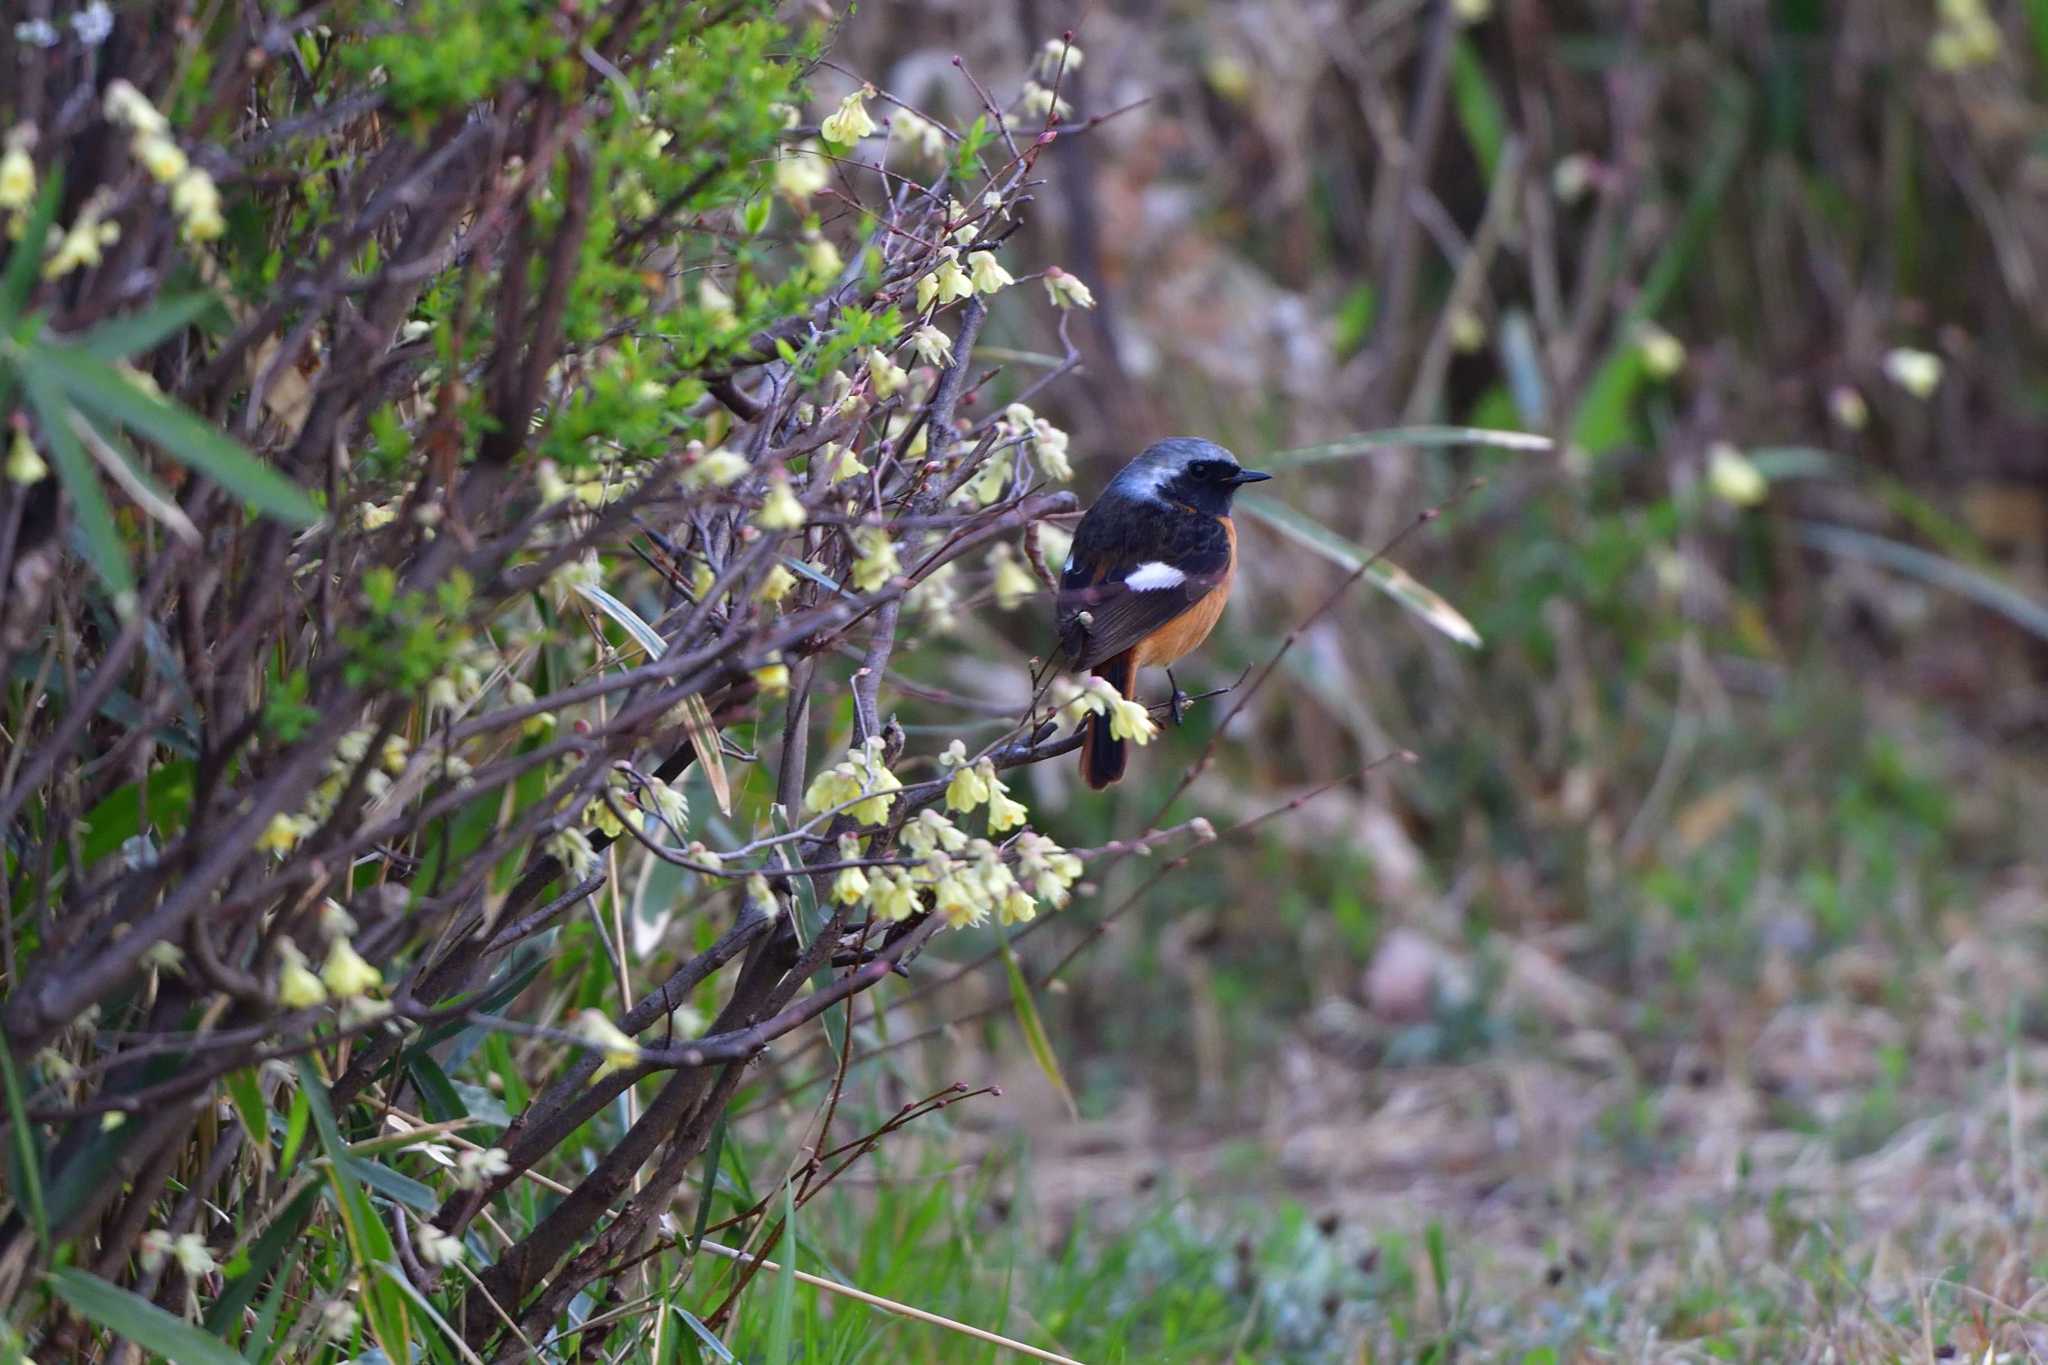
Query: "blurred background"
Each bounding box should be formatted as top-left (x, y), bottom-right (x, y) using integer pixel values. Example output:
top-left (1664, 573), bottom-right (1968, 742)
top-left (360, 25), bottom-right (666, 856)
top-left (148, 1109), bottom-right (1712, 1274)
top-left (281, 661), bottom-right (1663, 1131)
top-left (792, 1), bottom-right (2048, 1358)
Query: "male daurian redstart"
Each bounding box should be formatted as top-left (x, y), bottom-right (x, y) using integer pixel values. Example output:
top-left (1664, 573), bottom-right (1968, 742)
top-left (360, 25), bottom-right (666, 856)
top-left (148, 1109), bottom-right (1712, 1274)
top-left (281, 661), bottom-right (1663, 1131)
top-left (1054, 438), bottom-right (1271, 788)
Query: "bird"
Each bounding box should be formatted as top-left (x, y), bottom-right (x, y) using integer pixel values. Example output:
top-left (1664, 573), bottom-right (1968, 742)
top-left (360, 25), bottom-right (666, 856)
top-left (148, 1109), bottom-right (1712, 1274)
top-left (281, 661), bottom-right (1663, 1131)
top-left (1054, 437), bottom-right (1271, 788)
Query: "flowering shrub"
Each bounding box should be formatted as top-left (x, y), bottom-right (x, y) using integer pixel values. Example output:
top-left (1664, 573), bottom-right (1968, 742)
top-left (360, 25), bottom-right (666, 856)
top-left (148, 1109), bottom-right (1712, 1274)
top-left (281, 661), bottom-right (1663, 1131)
top-left (0, 3), bottom-right (1153, 1356)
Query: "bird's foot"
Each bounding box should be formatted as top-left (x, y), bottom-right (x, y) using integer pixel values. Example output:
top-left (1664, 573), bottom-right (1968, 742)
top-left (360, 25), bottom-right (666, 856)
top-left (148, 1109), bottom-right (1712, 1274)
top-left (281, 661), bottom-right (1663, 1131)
top-left (1165, 668), bottom-right (1193, 728)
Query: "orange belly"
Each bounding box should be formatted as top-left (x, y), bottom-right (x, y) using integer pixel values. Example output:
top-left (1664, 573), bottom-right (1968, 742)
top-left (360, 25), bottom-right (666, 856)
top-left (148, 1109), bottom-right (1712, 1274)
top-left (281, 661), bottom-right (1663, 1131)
top-left (1133, 516), bottom-right (1236, 669)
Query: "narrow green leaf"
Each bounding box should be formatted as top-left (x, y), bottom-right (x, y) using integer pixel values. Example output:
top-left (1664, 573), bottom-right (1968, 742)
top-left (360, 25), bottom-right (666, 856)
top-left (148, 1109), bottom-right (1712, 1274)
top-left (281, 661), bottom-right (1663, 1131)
top-left (33, 341), bottom-right (319, 525)
top-left (0, 170), bottom-right (63, 327)
top-left (373, 1260), bottom-right (482, 1365)
top-left (204, 1184), bottom-right (319, 1334)
top-left (1448, 37), bottom-right (1506, 179)
top-left (1235, 496), bottom-right (1482, 648)
top-left (242, 1253), bottom-right (299, 1363)
top-left (221, 1070), bottom-right (270, 1165)
top-left (672, 1306), bottom-right (737, 1363)
top-left (80, 295), bottom-right (221, 363)
top-left (566, 581), bottom-right (731, 814)
top-left (408, 1054), bottom-right (468, 1125)
top-left (343, 1155), bottom-right (439, 1212)
top-left (1260, 426), bottom-right (1551, 472)
top-left (46, 1268), bottom-right (244, 1365)
top-left (765, 1180), bottom-right (797, 1365)
top-left (1796, 522), bottom-right (2048, 641)
top-left (279, 1087), bottom-right (310, 1176)
top-left (22, 364), bottom-right (135, 600)
top-left (999, 938), bottom-right (1078, 1120)
top-left (0, 1049), bottom-right (46, 1249)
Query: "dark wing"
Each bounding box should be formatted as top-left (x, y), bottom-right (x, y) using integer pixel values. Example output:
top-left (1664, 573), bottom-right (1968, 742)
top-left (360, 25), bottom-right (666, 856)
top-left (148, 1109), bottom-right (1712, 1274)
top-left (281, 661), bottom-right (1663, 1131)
top-left (1055, 505), bottom-right (1231, 670)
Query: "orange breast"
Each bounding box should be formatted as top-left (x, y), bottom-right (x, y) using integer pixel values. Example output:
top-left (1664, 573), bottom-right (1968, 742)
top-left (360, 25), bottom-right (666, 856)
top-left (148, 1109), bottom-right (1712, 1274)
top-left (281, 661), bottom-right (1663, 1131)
top-left (1133, 516), bottom-right (1236, 669)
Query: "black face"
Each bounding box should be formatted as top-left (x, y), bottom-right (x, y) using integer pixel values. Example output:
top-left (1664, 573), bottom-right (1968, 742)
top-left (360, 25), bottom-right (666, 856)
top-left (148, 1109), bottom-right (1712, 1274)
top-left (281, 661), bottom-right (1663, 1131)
top-left (1165, 454), bottom-right (1272, 513)
top-left (1186, 457), bottom-right (1242, 484)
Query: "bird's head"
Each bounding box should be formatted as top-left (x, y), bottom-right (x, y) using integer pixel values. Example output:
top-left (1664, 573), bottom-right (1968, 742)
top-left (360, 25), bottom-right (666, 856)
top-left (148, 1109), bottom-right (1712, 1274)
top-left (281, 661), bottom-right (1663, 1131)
top-left (1109, 437), bottom-right (1272, 515)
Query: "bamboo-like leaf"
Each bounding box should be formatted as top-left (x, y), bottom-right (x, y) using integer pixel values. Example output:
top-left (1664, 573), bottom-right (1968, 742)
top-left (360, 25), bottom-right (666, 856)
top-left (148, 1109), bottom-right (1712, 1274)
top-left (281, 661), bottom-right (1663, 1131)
top-left (1260, 426), bottom-right (1551, 472)
top-left (1797, 522), bottom-right (2048, 641)
top-left (999, 938), bottom-right (1078, 1120)
top-left (46, 1268), bottom-right (244, 1365)
top-left (569, 580), bottom-right (731, 814)
top-left (1235, 496), bottom-right (1482, 648)
top-left (0, 171), bottom-right (63, 328)
top-left (30, 340), bottom-right (319, 525)
top-left (672, 1306), bottom-right (738, 1363)
top-left (22, 366), bottom-right (135, 601)
top-left (71, 412), bottom-right (200, 545)
top-left (0, 1048), bottom-right (46, 1249)
top-left (80, 294), bottom-right (221, 363)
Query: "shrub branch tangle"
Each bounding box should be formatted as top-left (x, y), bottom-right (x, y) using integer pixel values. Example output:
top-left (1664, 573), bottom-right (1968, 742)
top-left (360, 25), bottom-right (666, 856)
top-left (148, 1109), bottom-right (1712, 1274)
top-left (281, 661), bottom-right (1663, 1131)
top-left (0, 4), bottom-right (1125, 1357)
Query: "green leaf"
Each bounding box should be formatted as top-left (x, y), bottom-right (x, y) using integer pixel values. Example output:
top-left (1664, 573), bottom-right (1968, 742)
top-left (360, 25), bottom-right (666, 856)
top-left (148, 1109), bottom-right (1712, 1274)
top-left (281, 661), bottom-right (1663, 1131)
top-left (765, 1180), bottom-right (797, 1365)
top-left (1448, 37), bottom-right (1506, 180)
top-left (80, 295), bottom-right (222, 363)
top-left (22, 363), bottom-right (135, 600)
top-left (0, 169), bottom-right (63, 328)
top-left (408, 1054), bottom-right (468, 1125)
top-left (204, 1184), bottom-right (319, 1334)
top-left (30, 341), bottom-right (320, 525)
top-left (1796, 522), bottom-right (2048, 641)
top-left (46, 1268), bottom-right (244, 1365)
top-left (1259, 426), bottom-right (1550, 473)
top-left (343, 1155), bottom-right (439, 1211)
top-left (672, 1306), bottom-right (737, 1363)
top-left (279, 1086), bottom-right (310, 1176)
top-left (999, 938), bottom-right (1077, 1120)
top-left (1235, 496), bottom-right (1482, 648)
top-left (0, 1048), bottom-right (45, 1249)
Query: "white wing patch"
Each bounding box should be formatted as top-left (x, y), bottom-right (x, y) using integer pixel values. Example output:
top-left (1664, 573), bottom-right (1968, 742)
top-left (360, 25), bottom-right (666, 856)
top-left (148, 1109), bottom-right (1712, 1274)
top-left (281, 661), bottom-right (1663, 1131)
top-left (1124, 561), bottom-right (1186, 591)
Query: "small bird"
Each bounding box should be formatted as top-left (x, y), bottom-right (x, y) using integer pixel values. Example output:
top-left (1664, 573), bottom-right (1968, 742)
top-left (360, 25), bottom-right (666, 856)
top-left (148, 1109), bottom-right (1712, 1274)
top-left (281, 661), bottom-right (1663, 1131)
top-left (1055, 438), bottom-right (1271, 788)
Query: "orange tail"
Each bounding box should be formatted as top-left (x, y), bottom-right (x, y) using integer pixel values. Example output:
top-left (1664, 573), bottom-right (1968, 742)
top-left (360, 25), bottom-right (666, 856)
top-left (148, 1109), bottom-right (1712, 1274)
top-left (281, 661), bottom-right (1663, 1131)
top-left (1080, 651), bottom-right (1136, 789)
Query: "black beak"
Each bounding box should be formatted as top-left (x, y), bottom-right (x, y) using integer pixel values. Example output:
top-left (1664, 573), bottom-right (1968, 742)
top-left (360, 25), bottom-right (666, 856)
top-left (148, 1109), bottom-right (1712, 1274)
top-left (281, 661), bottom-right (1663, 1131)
top-left (1230, 469), bottom-right (1273, 485)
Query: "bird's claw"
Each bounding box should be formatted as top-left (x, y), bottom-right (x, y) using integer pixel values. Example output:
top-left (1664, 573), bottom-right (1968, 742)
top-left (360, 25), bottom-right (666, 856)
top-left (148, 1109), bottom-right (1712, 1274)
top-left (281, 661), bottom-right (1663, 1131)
top-left (1166, 669), bottom-right (1193, 728)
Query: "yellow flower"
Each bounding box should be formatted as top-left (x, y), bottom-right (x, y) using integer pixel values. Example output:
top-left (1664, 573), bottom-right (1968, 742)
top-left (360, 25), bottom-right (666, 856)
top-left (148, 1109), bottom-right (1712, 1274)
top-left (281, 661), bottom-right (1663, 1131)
top-left (1636, 323), bottom-right (1685, 380)
top-left (1452, 0), bottom-right (1490, 22)
top-left (546, 826), bottom-right (598, 880)
top-left (135, 133), bottom-right (187, 184)
top-left (577, 1009), bottom-right (642, 1081)
top-left (865, 347), bottom-right (908, 398)
top-left (985, 768), bottom-right (1029, 833)
top-left (1030, 420), bottom-right (1073, 481)
top-left (849, 526), bottom-right (900, 592)
top-left (820, 443), bottom-right (867, 486)
top-left (916, 250), bottom-right (973, 312)
top-left (904, 809), bottom-right (968, 856)
top-left (256, 812), bottom-right (314, 854)
top-left (988, 543), bottom-right (1038, 610)
top-left (0, 145), bottom-right (34, 213)
top-left (756, 562), bottom-right (798, 603)
top-left (775, 140), bottom-right (831, 203)
top-left (831, 836), bottom-right (870, 906)
top-left (1829, 385), bottom-right (1868, 432)
top-left (321, 938), bottom-right (383, 999)
top-left (1020, 82), bottom-right (1071, 120)
top-left (1106, 694), bottom-right (1158, 745)
top-left (415, 1223), bottom-right (466, 1267)
top-left (171, 169), bottom-right (224, 242)
top-left (683, 446), bottom-right (750, 489)
top-left (870, 869), bottom-right (920, 921)
top-left (1883, 347), bottom-right (1943, 399)
top-left (1000, 886), bottom-right (1038, 925)
top-left (967, 250), bottom-right (1014, 295)
top-left (911, 324), bottom-right (953, 367)
top-left (6, 431), bottom-right (48, 485)
top-left (43, 212), bottom-right (113, 279)
top-left (1706, 442), bottom-right (1766, 508)
top-left (1041, 267), bottom-right (1095, 310)
top-left (802, 234), bottom-right (842, 277)
top-left (891, 109), bottom-right (947, 161)
top-left (945, 753), bottom-right (991, 813)
top-left (1038, 38), bottom-right (1084, 76)
top-left (932, 863), bottom-right (988, 928)
top-left (755, 472), bottom-right (807, 530)
top-left (752, 660), bottom-right (790, 696)
top-left (104, 80), bottom-right (168, 135)
top-left (276, 938), bottom-right (328, 1008)
top-left (820, 85), bottom-right (878, 145)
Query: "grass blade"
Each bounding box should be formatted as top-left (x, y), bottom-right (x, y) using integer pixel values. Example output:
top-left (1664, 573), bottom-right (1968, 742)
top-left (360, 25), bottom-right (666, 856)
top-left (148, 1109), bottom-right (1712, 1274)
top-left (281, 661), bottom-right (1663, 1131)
top-left (0, 171), bottom-right (62, 328)
top-left (46, 1268), bottom-right (244, 1365)
top-left (1236, 496), bottom-right (1482, 648)
top-left (999, 938), bottom-right (1078, 1120)
top-left (1796, 522), bottom-right (2048, 641)
top-left (0, 1048), bottom-right (46, 1249)
top-left (765, 1179), bottom-right (797, 1364)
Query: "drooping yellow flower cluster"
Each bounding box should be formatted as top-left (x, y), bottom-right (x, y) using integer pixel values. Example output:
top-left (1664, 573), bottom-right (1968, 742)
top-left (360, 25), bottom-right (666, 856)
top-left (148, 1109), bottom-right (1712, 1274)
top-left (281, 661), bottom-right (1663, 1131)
top-left (1054, 675), bottom-right (1160, 746)
top-left (103, 80), bottom-right (223, 243)
top-left (803, 737), bottom-right (903, 826)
